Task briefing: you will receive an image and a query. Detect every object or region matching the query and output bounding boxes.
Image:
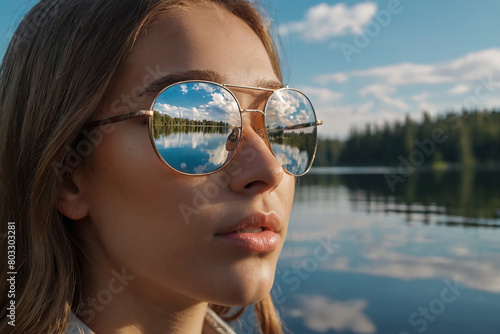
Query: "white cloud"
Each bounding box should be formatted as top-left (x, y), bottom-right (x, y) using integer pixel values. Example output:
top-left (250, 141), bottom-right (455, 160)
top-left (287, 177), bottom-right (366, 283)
top-left (315, 48), bottom-right (500, 86)
top-left (312, 48), bottom-right (500, 138)
top-left (449, 245), bottom-right (472, 257)
top-left (409, 92), bottom-right (441, 113)
top-left (346, 62), bottom-right (452, 85)
top-left (482, 97), bottom-right (500, 109)
top-left (272, 144), bottom-right (311, 175)
top-left (289, 295), bottom-right (376, 334)
top-left (266, 91), bottom-right (317, 129)
top-left (157, 103), bottom-right (184, 117)
top-left (315, 73), bottom-right (342, 85)
top-left (193, 82), bottom-right (216, 93)
top-left (315, 62), bottom-right (447, 85)
top-left (316, 73), bottom-right (347, 85)
top-left (180, 84), bottom-right (188, 94)
top-left (299, 86), bottom-right (344, 103)
top-left (313, 101), bottom-right (416, 139)
top-left (328, 249), bottom-right (500, 294)
top-left (352, 100), bottom-right (375, 115)
top-left (359, 84), bottom-right (409, 110)
top-left (442, 48), bottom-right (500, 81)
top-left (447, 84), bottom-right (470, 95)
top-left (206, 91), bottom-right (240, 124)
top-left (411, 92), bottom-right (431, 102)
top-left (416, 101), bottom-right (439, 113)
top-left (280, 2), bottom-right (378, 41)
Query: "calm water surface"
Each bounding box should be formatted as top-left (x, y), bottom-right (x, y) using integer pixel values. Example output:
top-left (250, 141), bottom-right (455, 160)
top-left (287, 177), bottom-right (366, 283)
top-left (266, 167), bottom-right (500, 334)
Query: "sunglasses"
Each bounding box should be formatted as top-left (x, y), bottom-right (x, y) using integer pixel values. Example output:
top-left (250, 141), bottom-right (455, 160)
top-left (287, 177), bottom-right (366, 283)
top-left (86, 80), bottom-right (322, 176)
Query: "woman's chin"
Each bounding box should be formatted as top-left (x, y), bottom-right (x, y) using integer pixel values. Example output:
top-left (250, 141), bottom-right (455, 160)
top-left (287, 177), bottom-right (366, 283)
top-left (211, 286), bottom-right (273, 307)
top-left (206, 266), bottom-right (277, 306)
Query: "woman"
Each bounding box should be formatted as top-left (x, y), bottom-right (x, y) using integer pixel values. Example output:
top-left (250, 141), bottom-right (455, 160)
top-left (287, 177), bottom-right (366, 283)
top-left (0, 0), bottom-right (321, 333)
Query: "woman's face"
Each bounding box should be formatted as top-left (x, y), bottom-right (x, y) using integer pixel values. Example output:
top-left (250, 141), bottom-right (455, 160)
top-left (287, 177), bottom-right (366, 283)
top-left (74, 4), bottom-right (295, 308)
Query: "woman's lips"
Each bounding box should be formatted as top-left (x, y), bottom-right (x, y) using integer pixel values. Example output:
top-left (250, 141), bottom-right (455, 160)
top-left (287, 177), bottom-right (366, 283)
top-left (215, 230), bottom-right (280, 252)
top-left (214, 212), bottom-right (282, 252)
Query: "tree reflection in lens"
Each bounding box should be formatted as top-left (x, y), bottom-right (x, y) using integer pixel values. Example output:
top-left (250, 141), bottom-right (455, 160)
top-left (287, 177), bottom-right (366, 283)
top-left (150, 82), bottom-right (241, 174)
top-left (148, 82), bottom-right (317, 175)
top-left (266, 89), bottom-right (318, 174)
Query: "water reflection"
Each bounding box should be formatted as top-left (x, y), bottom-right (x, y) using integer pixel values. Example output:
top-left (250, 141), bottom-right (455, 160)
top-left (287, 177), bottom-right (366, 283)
top-left (152, 124), bottom-right (315, 175)
top-left (153, 128), bottom-right (234, 174)
top-left (150, 81), bottom-right (318, 174)
top-left (151, 82), bottom-right (241, 174)
top-left (288, 295), bottom-right (376, 334)
top-left (298, 167), bottom-right (500, 224)
top-left (276, 168), bottom-right (500, 334)
top-left (267, 89), bottom-right (318, 175)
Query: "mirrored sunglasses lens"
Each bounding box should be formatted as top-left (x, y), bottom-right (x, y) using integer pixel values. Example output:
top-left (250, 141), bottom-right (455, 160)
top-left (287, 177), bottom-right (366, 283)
top-left (151, 82), bottom-right (241, 174)
top-left (266, 90), bottom-right (317, 176)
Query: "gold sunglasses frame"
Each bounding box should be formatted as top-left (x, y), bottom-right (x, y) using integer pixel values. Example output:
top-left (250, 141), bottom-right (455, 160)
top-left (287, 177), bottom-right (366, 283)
top-left (85, 80), bottom-right (323, 176)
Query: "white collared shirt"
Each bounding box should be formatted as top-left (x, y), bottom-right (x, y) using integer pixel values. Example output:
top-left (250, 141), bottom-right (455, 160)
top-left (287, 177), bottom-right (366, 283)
top-left (65, 308), bottom-right (236, 334)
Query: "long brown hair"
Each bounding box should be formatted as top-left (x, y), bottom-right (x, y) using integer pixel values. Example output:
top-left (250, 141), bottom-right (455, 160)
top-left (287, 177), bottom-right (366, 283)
top-left (0, 0), bottom-right (284, 333)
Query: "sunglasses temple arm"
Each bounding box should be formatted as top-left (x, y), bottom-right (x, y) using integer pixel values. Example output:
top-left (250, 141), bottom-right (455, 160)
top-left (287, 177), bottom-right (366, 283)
top-left (281, 120), bottom-right (323, 130)
top-left (84, 110), bottom-right (154, 129)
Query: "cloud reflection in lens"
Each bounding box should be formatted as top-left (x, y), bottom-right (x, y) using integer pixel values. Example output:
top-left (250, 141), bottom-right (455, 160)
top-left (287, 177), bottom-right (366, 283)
top-left (266, 89), bottom-right (318, 175)
top-left (151, 82), bottom-right (241, 174)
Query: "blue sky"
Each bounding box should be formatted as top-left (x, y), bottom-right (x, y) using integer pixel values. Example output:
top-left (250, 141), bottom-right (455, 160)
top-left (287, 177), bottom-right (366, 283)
top-left (2, 0), bottom-right (500, 138)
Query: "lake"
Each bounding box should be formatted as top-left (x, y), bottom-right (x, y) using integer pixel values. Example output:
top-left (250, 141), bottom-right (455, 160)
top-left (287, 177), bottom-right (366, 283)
top-left (266, 167), bottom-right (500, 334)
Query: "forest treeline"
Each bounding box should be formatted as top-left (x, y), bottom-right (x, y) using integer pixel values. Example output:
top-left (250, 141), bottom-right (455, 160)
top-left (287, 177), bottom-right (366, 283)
top-left (314, 109), bottom-right (500, 167)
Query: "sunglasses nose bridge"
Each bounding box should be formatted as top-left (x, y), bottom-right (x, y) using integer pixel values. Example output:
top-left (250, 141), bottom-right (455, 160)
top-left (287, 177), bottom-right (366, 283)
top-left (240, 109), bottom-right (268, 141)
top-left (238, 109), bottom-right (278, 159)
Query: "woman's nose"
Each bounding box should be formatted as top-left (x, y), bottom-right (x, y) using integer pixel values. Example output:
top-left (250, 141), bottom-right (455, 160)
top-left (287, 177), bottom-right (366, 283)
top-left (226, 112), bottom-right (284, 194)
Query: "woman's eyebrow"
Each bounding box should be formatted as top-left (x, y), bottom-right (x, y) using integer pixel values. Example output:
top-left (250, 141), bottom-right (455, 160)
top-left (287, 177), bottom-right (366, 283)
top-left (254, 78), bottom-right (285, 90)
top-left (144, 70), bottom-right (226, 95)
top-left (143, 69), bottom-right (285, 95)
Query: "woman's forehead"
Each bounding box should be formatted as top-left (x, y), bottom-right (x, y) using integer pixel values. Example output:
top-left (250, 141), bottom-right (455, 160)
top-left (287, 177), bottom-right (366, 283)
top-left (102, 5), bottom-right (279, 116)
